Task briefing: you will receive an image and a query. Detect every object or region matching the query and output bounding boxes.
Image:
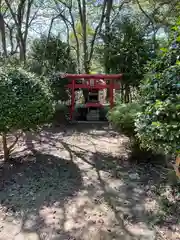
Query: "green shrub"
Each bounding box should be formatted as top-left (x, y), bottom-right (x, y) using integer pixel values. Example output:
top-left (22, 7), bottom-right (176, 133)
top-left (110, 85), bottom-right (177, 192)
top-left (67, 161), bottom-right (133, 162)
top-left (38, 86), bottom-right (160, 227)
top-left (0, 65), bottom-right (55, 161)
top-left (49, 74), bottom-right (70, 102)
top-left (74, 104), bottom-right (87, 121)
top-left (99, 105), bottom-right (110, 121)
top-left (135, 64), bottom-right (180, 154)
top-left (135, 18), bottom-right (180, 155)
top-left (30, 35), bottom-right (76, 75)
top-left (108, 101), bottom-right (141, 136)
top-left (53, 103), bottom-right (70, 123)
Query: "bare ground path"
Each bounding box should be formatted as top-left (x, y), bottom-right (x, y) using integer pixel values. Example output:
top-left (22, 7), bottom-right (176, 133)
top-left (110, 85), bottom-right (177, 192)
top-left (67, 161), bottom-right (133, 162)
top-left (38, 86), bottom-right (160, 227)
top-left (0, 124), bottom-right (179, 240)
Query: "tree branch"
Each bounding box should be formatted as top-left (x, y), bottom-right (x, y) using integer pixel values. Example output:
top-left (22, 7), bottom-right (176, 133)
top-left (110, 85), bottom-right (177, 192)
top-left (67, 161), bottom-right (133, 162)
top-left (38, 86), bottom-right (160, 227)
top-left (136, 0), bottom-right (156, 49)
top-left (144, 0), bottom-right (179, 31)
top-left (47, 10), bottom-right (64, 40)
top-left (4, 0), bottom-right (18, 26)
top-left (8, 132), bottom-right (23, 153)
top-left (77, 0), bottom-right (83, 27)
top-left (55, 0), bottom-right (81, 72)
top-left (110, 0), bottom-right (130, 26)
top-left (24, 0), bottom-right (34, 42)
top-left (28, 1), bottom-right (41, 28)
top-left (88, 0), bottom-right (107, 64)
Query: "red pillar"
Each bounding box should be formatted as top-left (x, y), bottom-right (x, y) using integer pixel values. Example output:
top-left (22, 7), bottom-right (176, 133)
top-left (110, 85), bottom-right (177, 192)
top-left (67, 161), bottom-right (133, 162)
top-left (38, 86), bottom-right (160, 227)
top-left (70, 79), bottom-right (75, 121)
top-left (109, 79), bottom-right (114, 109)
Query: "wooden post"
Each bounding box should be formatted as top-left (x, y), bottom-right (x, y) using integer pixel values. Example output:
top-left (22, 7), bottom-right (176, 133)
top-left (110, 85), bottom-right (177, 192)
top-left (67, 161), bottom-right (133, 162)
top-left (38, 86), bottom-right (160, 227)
top-left (109, 79), bottom-right (114, 108)
top-left (70, 79), bottom-right (75, 121)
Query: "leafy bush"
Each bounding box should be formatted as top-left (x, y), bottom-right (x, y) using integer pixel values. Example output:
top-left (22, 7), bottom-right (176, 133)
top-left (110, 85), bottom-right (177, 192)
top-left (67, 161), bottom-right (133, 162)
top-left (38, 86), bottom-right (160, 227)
top-left (27, 36), bottom-right (76, 103)
top-left (0, 65), bottom-right (55, 161)
top-left (99, 105), bottom-right (110, 121)
top-left (53, 103), bottom-right (70, 124)
top-left (29, 35), bottom-right (76, 75)
top-left (49, 74), bottom-right (70, 102)
top-left (74, 104), bottom-right (87, 121)
top-left (135, 65), bottom-right (180, 154)
top-left (108, 101), bottom-right (141, 136)
top-left (135, 18), bottom-right (180, 155)
top-left (98, 17), bottom-right (152, 102)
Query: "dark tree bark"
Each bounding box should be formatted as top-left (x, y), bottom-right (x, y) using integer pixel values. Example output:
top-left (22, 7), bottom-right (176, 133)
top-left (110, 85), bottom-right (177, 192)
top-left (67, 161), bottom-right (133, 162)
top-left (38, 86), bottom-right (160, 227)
top-left (2, 133), bottom-right (9, 162)
top-left (104, 0), bottom-right (113, 100)
top-left (77, 0), bottom-right (89, 73)
top-left (55, 0), bottom-right (81, 73)
top-left (87, 0), bottom-right (107, 67)
top-left (104, 0), bottom-right (113, 74)
top-left (5, 0), bottom-right (37, 63)
top-left (0, 0), bottom-right (7, 57)
top-left (2, 132), bottom-right (22, 162)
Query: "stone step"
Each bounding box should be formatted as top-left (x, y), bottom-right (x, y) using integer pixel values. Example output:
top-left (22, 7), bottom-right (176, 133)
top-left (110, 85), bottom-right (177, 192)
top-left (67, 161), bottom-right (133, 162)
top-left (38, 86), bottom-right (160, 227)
top-left (87, 110), bottom-right (99, 121)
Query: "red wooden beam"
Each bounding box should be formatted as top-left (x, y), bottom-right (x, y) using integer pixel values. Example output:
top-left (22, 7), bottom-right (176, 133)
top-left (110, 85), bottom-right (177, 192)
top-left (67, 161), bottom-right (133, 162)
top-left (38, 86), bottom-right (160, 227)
top-left (85, 103), bottom-right (103, 108)
top-left (66, 83), bottom-right (120, 90)
top-left (61, 73), bottom-right (122, 79)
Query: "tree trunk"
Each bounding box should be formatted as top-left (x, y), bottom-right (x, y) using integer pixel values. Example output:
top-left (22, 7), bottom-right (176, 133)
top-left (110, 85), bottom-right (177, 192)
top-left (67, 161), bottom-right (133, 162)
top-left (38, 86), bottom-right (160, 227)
top-left (121, 85), bottom-right (124, 103)
top-left (124, 84), bottom-right (130, 103)
top-left (0, 4), bottom-right (7, 57)
top-left (9, 26), bottom-right (16, 54)
top-left (78, 0), bottom-right (89, 73)
top-left (5, 0), bottom-right (34, 63)
top-left (77, 0), bottom-right (89, 104)
top-left (16, 21), bottom-right (27, 62)
top-left (2, 133), bottom-right (9, 162)
top-left (104, 0), bottom-right (113, 74)
top-left (19, 40), bottom-right (26, 62)
top-left (104, 0), bottom-right (113, 101)
top-left (82, 0), bottom-right (89, 73)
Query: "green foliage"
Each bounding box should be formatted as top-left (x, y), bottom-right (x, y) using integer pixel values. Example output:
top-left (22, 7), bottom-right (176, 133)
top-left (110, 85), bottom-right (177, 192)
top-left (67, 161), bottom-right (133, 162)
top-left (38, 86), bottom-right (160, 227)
top-left (136, 65), bottom-right (180, 154)
top-left (49, 74), bottom-right (70, 102)
top-left (29, 35), bottom-right (76, 75)
top-left (27, 35), bottom-right (76, 102)
top-left (99, 105), bottom-right (110, 121)
top-left (108, 101), bottom-right (141, 136)
top-left (135, 18), bottom-right (180, 155)
top-left (99, 17), bottom-right (152, 87)
top-left (55, 103), bottom-right (69, 113)
top-left (0, 65), bottom-right (55, 133)
top-left (53, 103), bottom-right (70, 124)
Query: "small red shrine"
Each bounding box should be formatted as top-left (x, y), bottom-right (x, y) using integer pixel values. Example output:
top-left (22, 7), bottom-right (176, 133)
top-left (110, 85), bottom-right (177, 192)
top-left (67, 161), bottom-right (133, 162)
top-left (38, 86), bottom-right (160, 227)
top-left (62, 73), bottom-right (122, 121)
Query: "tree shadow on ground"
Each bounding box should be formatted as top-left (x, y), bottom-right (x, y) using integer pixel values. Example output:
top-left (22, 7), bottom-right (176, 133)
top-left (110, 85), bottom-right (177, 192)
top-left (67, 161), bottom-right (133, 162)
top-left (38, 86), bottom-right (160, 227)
top-left (58, 137), bottom-right (166, 185)
top-left (41, 125), bottom-right (179, 239)
top-left (54, 140), bottom-right (157, 239)
top-left (43, 122), bottom-right (118, 138)
top-left (1, 124), bottom-right (177, 239)
top-left (23, 128), bottom-right (156, 239)
top-left (56, 137), bottom-right (180, 239)
top-left (0, 150), bottom-right (83, 239)
top-left (146, 195), bottom-right (180, 225)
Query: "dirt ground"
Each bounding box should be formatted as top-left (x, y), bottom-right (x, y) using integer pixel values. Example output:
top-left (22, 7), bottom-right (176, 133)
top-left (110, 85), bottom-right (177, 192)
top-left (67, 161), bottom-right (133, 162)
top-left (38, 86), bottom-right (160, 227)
top-left (0, 123), bottom-right (179, 240)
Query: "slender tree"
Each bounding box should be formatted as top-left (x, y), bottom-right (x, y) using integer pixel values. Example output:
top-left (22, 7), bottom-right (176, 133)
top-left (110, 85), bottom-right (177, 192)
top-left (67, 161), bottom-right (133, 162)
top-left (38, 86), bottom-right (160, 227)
top-left (0, 0), bottom-right (7, 57)
top-left (4, 0), bottom-right (42, 62)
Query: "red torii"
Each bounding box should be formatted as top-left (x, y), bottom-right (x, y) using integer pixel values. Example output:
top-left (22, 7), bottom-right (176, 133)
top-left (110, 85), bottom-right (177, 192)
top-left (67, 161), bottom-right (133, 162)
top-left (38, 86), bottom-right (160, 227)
top-left (62, 73), bottom-right (122, 120)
